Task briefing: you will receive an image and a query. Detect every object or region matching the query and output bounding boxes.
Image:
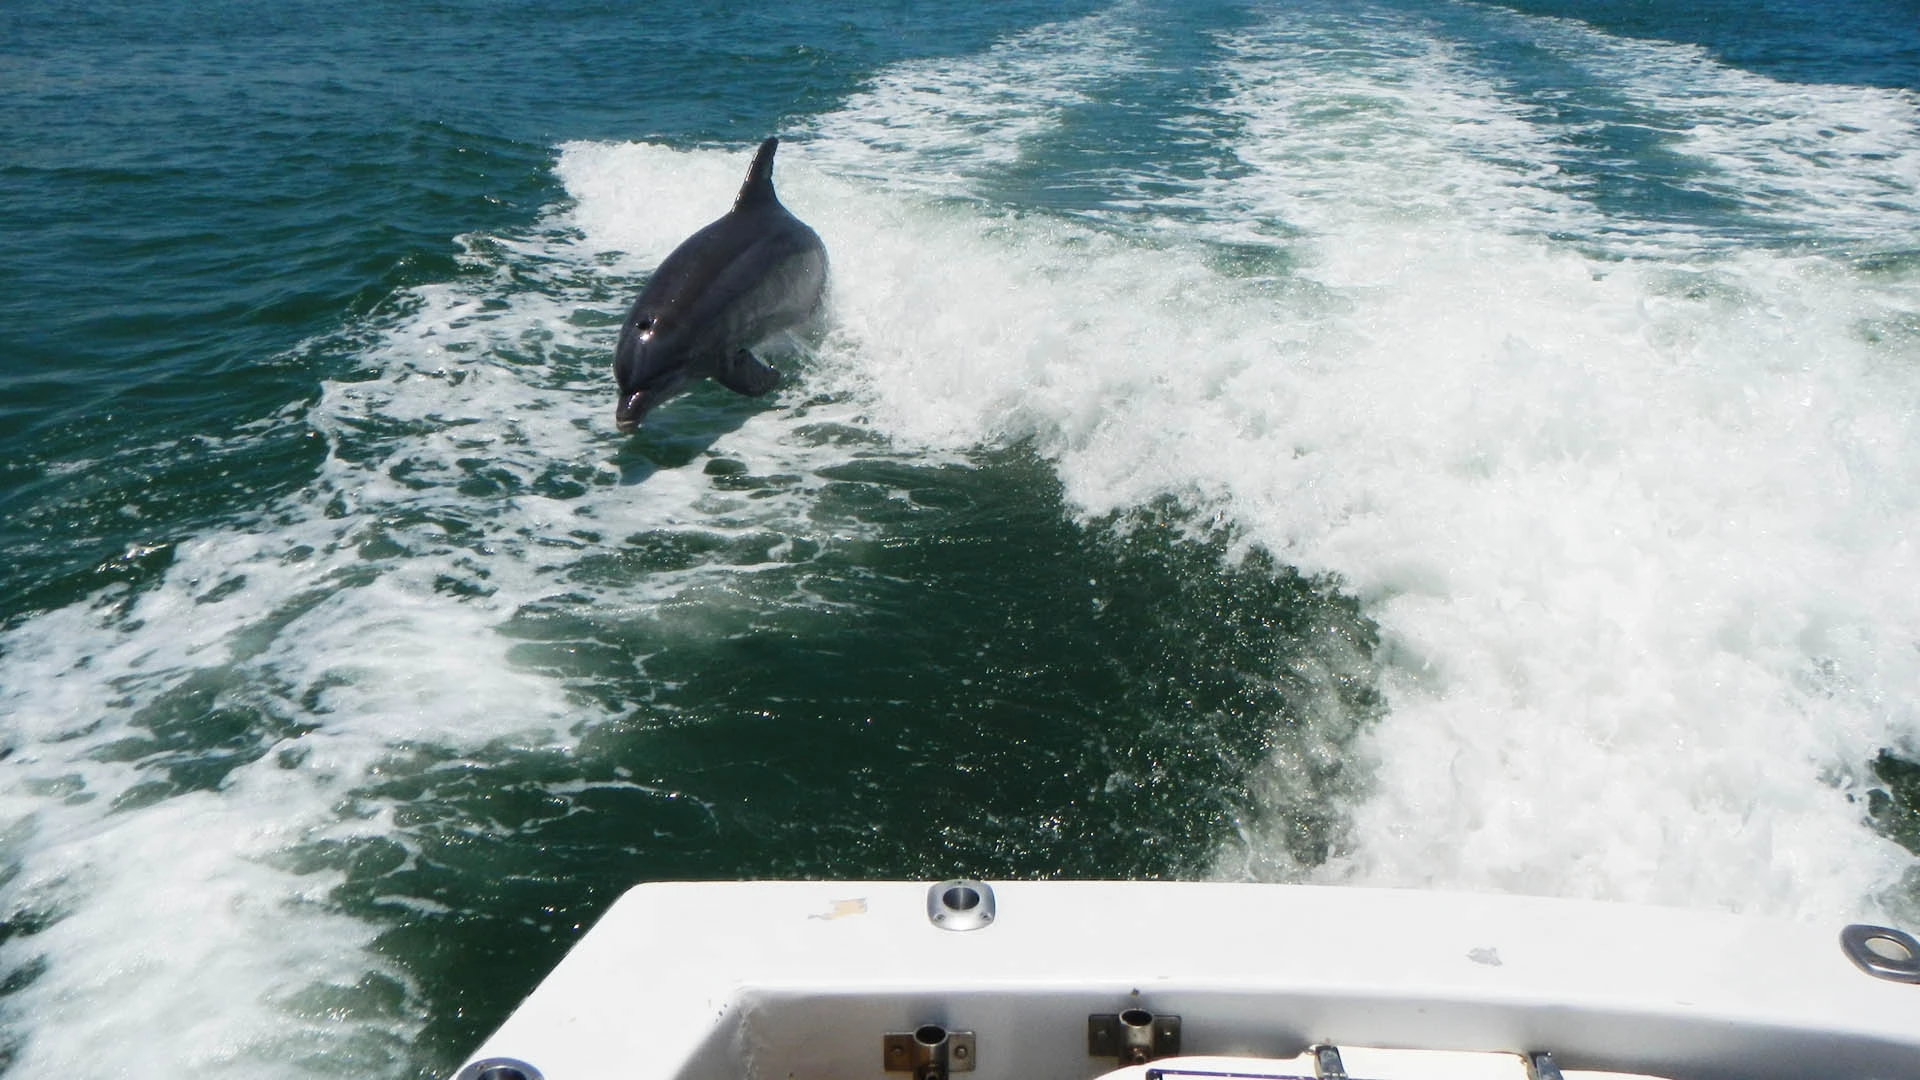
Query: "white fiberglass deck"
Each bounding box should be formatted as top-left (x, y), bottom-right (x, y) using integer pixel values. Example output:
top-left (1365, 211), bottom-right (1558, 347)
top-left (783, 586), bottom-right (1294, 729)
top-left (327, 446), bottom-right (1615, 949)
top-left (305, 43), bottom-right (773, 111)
top-left (452, 881), bottom-right (1920, 1080)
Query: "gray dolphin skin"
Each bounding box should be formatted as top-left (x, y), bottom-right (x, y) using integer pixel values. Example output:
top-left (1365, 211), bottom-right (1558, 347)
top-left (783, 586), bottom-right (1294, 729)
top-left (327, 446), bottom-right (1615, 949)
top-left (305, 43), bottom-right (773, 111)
top-left (612, 137), bottom-right (828, 432)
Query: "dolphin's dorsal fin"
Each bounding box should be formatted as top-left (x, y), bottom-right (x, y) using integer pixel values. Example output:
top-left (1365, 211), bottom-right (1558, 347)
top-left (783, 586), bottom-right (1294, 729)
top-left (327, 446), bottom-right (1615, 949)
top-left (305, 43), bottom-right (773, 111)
top-left (734, 137), bottom-right (781, 210)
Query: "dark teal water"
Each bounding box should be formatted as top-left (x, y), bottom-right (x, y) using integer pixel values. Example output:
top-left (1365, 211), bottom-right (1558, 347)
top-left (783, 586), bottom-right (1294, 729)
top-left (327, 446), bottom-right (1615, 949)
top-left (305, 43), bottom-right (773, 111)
top-left (4, 1), bottom-right (1920, 1076)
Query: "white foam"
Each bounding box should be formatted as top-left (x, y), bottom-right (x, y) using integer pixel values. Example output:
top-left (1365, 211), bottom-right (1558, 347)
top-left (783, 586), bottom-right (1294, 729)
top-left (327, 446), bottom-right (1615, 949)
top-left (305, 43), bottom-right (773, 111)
top-left (787, 7), bottom-right (1920, 921)
top-left (1170, 10), bottom-right (1920, 918)
top-left (0, 462), bottom-right (596, 1070)
top-left (797, 5), bottom-right (1150, 199)
top-left (1520, 14), bottom-right (1920, 248)
top-left (1206, 9), bottom-right (1594, 253)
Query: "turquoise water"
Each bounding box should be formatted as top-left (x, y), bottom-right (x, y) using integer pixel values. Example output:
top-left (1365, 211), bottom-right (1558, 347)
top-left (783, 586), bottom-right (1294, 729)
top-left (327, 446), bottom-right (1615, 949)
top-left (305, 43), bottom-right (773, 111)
top-left (5, 0), bottom-right (1920, 1075)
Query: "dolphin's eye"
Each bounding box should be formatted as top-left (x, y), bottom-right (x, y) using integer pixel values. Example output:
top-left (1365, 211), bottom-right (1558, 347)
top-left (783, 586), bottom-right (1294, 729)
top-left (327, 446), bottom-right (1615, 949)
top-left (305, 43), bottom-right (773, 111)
top-left (637, 317), bottom-right (655, 333)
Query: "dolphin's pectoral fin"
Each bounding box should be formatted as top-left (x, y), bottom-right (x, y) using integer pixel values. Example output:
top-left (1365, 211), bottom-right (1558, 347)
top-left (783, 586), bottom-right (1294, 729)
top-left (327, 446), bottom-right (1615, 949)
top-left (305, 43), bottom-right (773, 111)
top-left (716, 350), bottom-right (782, 398)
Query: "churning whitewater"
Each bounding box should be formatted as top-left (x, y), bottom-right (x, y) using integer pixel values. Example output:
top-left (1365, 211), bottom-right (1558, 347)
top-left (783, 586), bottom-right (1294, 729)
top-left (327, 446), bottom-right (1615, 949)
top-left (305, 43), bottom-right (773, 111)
top-left (2, 0), bottom-right (1919, 1076)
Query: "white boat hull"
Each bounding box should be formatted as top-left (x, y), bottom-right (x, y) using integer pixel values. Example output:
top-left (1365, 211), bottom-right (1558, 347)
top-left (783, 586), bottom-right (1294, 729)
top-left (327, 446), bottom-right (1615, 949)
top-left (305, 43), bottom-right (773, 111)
top-left (452, 881), bottom-right (1920, 1080)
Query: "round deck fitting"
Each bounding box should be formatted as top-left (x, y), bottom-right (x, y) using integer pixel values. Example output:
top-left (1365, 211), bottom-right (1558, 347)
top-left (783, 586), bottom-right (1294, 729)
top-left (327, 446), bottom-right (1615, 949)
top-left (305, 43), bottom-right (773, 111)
top-left (927, 880), bottom-right (996, 931)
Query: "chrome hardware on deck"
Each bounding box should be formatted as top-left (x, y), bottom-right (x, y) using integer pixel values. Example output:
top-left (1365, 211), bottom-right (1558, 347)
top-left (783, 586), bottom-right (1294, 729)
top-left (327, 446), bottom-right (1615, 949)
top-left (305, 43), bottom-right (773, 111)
top-left (452, 1058), bottom-right (543, 1080)
top-left (1840, 923), bottom-right (1920, 983)
top-left (1527, 1050), bottom-right (1565, 1079)
top-left (1087, 1008), bottom-right (1182, 1064)
top-left (1311, 1044), bottom-right (1348, 1079)
top-left (884, 1024), bottom-right (976, 1080)
top-left (927, 879), bottom-right (996, 931)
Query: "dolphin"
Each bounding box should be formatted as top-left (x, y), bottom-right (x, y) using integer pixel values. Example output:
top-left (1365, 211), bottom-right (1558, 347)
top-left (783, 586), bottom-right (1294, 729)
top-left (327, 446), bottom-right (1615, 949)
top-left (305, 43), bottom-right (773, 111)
top-left (612, 137), bottom-right (828, 432)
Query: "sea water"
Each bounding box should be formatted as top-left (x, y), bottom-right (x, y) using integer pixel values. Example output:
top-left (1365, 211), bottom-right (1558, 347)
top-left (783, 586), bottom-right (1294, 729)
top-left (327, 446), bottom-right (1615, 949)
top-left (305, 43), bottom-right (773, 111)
top-left (3, 0), bottom-right (1919, 1075)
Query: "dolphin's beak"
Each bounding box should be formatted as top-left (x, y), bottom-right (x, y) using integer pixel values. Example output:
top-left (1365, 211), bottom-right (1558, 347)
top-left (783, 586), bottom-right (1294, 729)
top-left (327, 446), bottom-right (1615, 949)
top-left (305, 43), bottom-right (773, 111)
top-left (615, 391), bottom-right (645, 432)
